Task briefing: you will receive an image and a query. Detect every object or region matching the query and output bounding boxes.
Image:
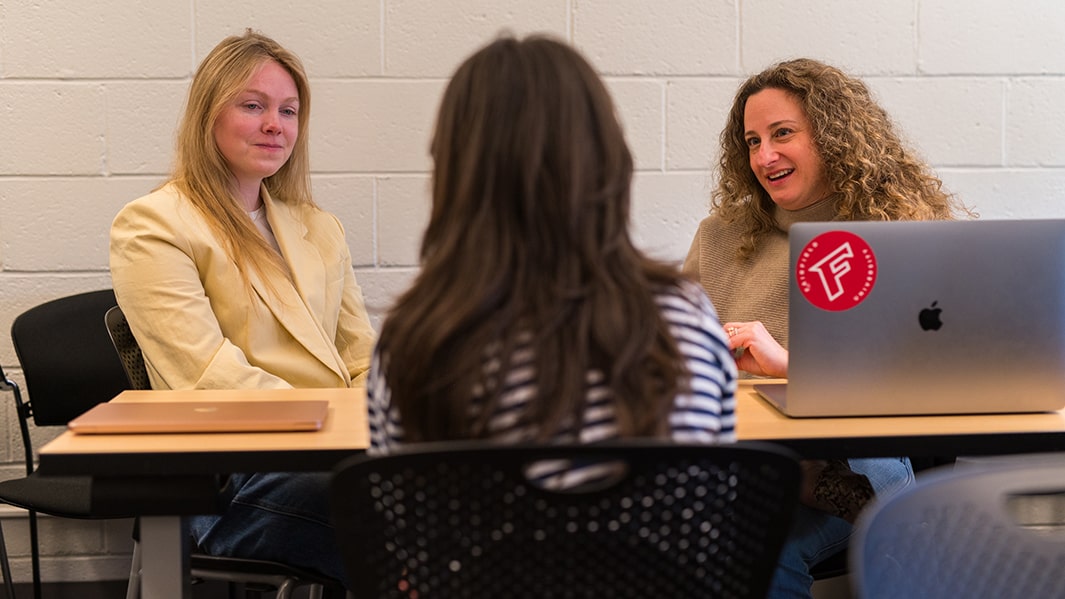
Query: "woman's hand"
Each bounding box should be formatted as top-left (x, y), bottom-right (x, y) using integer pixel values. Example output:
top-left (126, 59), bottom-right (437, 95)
top-left (722, 320), bottom-right (788, 378)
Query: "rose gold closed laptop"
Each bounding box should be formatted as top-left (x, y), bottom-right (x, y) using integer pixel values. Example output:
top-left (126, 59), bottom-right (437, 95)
top-left (67, 400), bottom-right (330, 434)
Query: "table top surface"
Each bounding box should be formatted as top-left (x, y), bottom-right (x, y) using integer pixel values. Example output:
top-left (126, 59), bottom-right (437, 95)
top-left (38, 387), bottom-right (369, 476)
top-left (736, 379), bottom-right (1065, 457)
top-left (37, 380), bottom-right (1065, 475)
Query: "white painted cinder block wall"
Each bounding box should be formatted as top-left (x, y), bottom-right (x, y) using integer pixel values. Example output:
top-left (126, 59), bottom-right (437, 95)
top-left (0, 0), bottom-right (1063, 583)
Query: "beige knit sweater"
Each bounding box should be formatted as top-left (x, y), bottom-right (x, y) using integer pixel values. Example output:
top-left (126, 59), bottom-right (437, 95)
top-left (683, 199), bottom-right (883, 512)
top-left (681, 198), bottom-right (840, 352)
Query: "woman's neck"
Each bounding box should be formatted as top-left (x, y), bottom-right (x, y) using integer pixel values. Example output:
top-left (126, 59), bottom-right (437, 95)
top-left (235, 181), bottom-right (264, 212)
top-left (773, 195), bottom-right (839, 232)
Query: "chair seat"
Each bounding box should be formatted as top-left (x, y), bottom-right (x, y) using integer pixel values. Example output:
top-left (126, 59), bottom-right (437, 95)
top-left (190, 553), bottom-right (344, 588)
top-left (0, 474), bottom-right (142, 519)
top-left (0, 475), bottom-right (95, 517)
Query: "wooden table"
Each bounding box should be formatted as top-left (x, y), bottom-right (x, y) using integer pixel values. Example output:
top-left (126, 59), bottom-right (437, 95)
top-left (36, 381), bottom-right (1065, 596)
top-left (736, 379), bottom-right (1065, 458)
top-left (37, 387), bottom-right (369, 599)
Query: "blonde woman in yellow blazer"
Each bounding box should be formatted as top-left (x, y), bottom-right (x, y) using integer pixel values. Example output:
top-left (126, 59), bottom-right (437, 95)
top-left (111, 181), bottom-right (374, 391)
top-left (109, 31), bottom-right (370, 586)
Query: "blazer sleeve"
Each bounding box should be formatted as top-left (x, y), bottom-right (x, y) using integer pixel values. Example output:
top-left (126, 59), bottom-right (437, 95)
top-left (110, 191), bottom-right (292, 390)
top-left (331, 218), bottom-right (376, 383)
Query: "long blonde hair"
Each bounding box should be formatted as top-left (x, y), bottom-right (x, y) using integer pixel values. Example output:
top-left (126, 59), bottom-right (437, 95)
top-left (170, 29), bottom-right (315, 285)
top-left (714, 58), bottom-right (971, 257)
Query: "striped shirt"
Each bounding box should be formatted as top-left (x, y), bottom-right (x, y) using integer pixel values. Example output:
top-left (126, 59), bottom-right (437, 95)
top-left (367, 280), bottom-right (737, 457)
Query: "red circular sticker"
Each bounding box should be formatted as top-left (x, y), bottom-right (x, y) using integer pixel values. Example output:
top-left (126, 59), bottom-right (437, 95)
top-left (796, 230), bottom-right (877, 311)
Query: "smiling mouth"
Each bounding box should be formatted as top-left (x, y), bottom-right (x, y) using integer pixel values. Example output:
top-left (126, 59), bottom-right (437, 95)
top-left (767, 169), bottom-right (794, 181)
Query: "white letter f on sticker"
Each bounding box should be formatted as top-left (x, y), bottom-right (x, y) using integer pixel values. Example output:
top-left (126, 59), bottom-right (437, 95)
top-left (809, 242), bottom-right (853, 302)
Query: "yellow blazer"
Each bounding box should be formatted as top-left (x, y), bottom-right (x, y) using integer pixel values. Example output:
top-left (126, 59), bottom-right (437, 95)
top-left (110, 183), bottom-right (376, 390)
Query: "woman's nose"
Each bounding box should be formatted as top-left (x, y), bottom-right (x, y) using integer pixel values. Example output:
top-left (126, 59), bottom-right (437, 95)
top-left (262, 113), bottom-right (281, 134)
top-left (754, 142), bottom-right (778, 166)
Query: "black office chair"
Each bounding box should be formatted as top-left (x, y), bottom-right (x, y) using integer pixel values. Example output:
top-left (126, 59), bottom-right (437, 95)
top-left (330, 440), bottom-right (801, 599)
top-left (104, 305), bottom-right (348, 599)
top-left (0, 289), bottom-right (139, 599)
top-left (0, 369), bottom-right (25, 599)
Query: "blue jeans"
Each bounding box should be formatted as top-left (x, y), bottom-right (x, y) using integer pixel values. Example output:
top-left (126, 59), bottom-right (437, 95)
top-left (766, 457), bottom-right (915, 599)
top-left (188, 472), bottom-right (348, 587)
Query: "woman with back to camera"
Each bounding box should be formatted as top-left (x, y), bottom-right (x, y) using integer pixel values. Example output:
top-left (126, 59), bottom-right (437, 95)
top-left (683, 58), bottom-right (971, 598)
top-left (366, 34), bottom-right (737, 471)
top-left (110, 30), bottom-right (374, 584)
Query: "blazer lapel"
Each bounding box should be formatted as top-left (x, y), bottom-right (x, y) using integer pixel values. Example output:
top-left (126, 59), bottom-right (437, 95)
top-left (251, 188), bottom-right (347, 383)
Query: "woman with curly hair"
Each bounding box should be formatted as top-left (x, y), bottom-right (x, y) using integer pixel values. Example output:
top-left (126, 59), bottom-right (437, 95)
top-left (683, 58), bottom-right (970, 598)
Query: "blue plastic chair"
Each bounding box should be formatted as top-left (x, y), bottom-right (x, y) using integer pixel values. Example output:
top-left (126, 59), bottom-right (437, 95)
top-left (851, 460), bottom-right (1065, 599)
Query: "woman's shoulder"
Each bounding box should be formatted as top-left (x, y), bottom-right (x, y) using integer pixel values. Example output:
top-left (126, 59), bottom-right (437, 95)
top-left (688, 212), bottom-right (748, 259)
top-left (654, 279), bottom-right (735, 372)
top-left (116, 182), bottom-right (192, 218)
top-left (113, 183), bottom-right (192, 224)
top-left (693, 211), bottom-right (744, 240)
top-left (294, 201), bottom-right (338, 227)
top-left (111, 183), bottom-right (215, 248)
top-left (696, 211), bottom-right (728, 229)
top-left (268, 194), bottom-right (342, 231)
top-left (653, 279), bottom-right (720, 321)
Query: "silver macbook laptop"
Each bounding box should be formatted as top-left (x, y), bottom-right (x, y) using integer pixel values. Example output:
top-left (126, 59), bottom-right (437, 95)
top-left (67, 400), bottom-right (330, 434)
top-left (755, 219), bottom-right (1065, 417)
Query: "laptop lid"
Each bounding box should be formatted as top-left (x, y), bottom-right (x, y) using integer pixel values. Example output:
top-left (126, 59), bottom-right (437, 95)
top-left (765, 219), bottom-right (1065, 417)
top-left (67, 399), bottom-right (330, 434)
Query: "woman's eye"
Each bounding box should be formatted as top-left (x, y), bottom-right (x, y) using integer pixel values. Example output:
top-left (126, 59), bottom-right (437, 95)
top-left (774, 128), bottom-right (793, 138)
top-left (281, 107), bottom-right (298, 117)
top-left (745, 137), bottom-right (759, 148)
top-left (243, 102), bottom-right (262, 111)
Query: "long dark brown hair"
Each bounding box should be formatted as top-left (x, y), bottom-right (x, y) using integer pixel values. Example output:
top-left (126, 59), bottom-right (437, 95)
top-left (377, 35), bottom-right (687, 442)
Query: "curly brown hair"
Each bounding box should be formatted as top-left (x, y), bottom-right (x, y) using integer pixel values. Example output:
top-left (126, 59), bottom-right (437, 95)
top-left (713, 58), bottom-right (971, 257)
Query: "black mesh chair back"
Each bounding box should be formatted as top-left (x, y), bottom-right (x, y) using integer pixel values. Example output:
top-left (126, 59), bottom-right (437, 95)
top-left (330, 440), bottom-right (801, 599)
top-left (104, 306), bottom-right (151, 391)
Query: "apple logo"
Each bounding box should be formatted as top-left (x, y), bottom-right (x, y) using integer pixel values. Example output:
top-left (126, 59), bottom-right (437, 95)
top-left (918, 301), bottom-right (943, 331)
